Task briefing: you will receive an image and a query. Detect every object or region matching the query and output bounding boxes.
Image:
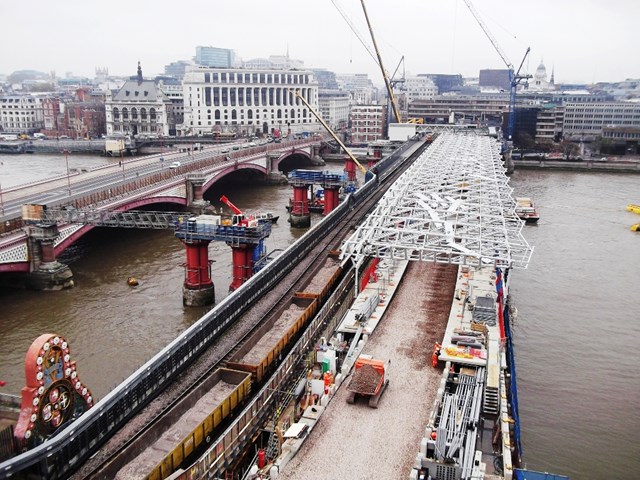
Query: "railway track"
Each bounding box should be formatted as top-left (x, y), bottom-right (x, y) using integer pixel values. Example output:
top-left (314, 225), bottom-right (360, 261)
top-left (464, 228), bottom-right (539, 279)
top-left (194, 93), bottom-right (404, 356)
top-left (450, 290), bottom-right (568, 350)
top-left (73, 139), bottom-right (430, 479)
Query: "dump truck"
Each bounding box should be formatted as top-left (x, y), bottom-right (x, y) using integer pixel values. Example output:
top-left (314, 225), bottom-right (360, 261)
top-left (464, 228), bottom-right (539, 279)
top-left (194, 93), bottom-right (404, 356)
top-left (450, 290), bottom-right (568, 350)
top-left (346, 356), bottom-right (390, 408)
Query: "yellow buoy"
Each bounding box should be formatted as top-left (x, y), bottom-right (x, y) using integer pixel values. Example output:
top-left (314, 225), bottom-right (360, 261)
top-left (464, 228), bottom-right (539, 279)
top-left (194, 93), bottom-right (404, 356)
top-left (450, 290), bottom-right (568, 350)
top-left (127, 276), bottom-right (139, 286)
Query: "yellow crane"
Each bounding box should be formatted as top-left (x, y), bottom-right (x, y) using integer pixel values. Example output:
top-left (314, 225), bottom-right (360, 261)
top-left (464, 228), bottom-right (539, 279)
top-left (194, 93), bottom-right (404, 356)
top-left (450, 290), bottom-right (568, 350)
top-left (289, 89), bottom-right (367, 174)
top-left (359, 0), bottom-right (402, 124)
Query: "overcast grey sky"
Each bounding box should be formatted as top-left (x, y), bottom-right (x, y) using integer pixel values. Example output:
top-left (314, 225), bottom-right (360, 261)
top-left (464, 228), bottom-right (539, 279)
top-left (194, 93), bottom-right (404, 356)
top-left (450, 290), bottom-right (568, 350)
top-left (1, 0), bottom-right (637, 85)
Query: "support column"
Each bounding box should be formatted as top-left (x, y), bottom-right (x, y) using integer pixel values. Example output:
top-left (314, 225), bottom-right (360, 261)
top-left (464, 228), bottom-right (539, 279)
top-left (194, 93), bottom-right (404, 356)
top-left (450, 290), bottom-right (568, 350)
top-left (289, 185), bottom-right (311, 228)
top-left (26, 224), bottom-right (73, 291)
top-left (323, 187), bottom-right (340, 215)
top-left (182, 240), bottom-right (215, 306)
top-left (344, 156), bottom-right (357, 182)
top-left (229, 244), bottom-right (255, 291)
top-left (186, 175), bottom-right (210, 214)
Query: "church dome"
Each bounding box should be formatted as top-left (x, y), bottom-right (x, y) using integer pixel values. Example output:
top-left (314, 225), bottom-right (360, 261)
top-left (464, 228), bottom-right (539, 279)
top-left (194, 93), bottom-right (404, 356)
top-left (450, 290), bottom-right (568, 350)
top-left (535, 61), bottom-right (547, 81)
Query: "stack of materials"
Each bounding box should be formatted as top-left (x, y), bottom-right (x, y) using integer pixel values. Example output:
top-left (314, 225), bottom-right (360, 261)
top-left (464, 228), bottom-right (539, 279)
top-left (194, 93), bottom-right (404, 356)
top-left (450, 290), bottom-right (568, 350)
top-left (472, 296), bottom-right (496, 326)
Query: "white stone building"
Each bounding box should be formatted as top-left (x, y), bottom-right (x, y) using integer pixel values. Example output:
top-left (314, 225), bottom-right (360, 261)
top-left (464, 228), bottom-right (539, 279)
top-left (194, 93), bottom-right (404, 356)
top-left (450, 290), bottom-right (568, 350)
top-left (105, 63), bottom-right (171, 137)
top-left (318, 90), bottom-right (350, 131)
top-left (404, 75), bottom-right (438, 103)
top-left (180, 66), bottom-right (321, 136)
top-left (0, 94), bottom-right (46, 133)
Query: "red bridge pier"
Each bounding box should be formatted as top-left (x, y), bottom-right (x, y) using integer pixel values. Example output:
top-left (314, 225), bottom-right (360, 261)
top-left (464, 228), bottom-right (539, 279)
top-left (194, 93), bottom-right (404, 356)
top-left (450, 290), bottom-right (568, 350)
top-left (322, 186), bottom-right (340, 215)
top-left (229, 244), bottom-right (255, 291)
top-left (182, 239), bottom-right (215, 306)
top-left (344, 156), bottom-right (358, 182)
top-left (289, 185), bottom-right (311, 228)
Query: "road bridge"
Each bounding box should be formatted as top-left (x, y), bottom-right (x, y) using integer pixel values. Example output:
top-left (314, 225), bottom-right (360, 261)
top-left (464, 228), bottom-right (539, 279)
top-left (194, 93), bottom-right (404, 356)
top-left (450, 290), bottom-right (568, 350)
top-left (0, 139), bottom-right (321, 289)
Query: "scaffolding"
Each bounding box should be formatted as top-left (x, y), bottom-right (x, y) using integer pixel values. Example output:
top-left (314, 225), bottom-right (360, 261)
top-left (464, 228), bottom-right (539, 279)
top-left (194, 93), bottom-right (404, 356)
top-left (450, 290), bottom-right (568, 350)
top-left (340, 131), bottom-right (533, 269)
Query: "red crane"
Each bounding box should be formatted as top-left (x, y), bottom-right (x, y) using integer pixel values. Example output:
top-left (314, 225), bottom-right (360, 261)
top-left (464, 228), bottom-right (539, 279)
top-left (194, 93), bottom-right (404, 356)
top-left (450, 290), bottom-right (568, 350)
top-left (220, 195), bottom-right (247, 225)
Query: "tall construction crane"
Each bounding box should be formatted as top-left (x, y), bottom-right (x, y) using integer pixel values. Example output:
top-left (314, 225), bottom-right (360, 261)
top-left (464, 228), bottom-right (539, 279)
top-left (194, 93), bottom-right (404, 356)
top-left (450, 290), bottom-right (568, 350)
top-left (463, 0), bottom-right (531, 141)
top-left (359, 0), bottom-right (402, 124)
top-left (290, 88), bottom-right (367, 174)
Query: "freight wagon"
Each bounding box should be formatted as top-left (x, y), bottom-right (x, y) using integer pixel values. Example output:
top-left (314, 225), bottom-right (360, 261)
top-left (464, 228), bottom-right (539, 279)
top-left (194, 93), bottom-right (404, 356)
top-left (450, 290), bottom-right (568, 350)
top-left (110, 368), bottom-right (251, 480)
top-left (295, 252), bottom-right (342, 300)
top-left (225, 253), bottom-right (344, 384)
top-left (226, 295), bottom-right (318, 383)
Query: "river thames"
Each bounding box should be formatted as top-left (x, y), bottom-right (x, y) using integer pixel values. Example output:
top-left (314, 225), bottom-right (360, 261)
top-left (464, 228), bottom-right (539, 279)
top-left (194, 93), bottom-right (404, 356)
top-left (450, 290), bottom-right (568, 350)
top-left (0, 152), bottom-right (638, 479)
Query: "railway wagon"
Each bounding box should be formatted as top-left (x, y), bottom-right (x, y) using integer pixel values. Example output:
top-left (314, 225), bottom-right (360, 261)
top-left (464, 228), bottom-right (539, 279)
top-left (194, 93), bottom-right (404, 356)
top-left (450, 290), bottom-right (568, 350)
top-left (226, 295), bottom-right (318, 383)
top-left (295, 252), bottom-right (343, 301)
top-left (113, 368), bottom-right (251, 480)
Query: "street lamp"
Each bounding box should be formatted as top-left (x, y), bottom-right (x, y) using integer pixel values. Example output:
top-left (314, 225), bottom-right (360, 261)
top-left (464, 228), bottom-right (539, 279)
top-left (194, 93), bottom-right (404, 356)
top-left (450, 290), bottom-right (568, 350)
top-left (62, 149), bottom-right (71, 198)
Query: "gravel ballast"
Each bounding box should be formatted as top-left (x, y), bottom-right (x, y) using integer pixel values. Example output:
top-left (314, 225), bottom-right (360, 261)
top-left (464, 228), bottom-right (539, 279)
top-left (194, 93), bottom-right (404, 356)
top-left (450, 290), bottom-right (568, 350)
top-left (279, 262), bottom-right (458, 480)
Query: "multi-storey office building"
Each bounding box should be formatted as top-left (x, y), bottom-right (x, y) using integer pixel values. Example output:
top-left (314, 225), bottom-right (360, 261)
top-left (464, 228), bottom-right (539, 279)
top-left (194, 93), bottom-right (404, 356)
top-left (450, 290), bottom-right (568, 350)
top-left (350, 104), bottom-right (386, 144)
top-left (0, 94), bottom-right (46, 133)
top-left (180, 66), bottom-right (321, 136)
top-left (318, 90), bottom-right (350, 131)
top-left (195, 47), bottom-right (237, 68)
top-left (562, 102), bottom-right (640, 140)
top-left (408, 94), bottom-right (509, 124)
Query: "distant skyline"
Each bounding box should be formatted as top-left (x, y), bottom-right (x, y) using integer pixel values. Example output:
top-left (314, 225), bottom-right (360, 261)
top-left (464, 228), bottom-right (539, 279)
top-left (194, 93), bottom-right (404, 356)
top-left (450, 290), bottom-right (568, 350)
top-left (1, 0), bottom-right (637, 85)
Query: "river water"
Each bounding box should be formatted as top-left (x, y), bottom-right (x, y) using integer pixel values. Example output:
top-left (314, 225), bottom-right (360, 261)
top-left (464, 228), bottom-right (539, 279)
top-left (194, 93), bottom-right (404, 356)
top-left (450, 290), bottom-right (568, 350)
top-left (1, 153), bottom-right (638, 479)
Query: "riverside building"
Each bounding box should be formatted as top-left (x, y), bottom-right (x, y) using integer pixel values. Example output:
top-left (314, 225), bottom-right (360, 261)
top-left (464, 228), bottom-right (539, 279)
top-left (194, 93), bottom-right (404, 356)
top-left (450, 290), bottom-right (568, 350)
top-left (180, 66), bottom-right (321, 136)
top-left (105, 63), bottom-right (171, 137)
top-left (0, 94), bottom-right (46, 134)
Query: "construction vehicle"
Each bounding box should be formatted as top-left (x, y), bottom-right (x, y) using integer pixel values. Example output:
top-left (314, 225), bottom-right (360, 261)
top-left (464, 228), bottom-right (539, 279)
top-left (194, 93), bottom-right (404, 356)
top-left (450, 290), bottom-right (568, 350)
top-left (220, 195), bottom-right (279, 226)
top-left (346, 355), bottom-right (390, 408)
top-left (220, 195), bottom-right (248, 226)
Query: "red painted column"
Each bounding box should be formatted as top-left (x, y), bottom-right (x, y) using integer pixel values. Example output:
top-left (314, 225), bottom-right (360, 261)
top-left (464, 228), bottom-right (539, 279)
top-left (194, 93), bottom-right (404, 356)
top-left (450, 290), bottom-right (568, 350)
top-left (199, 242), bottom-right (212, 285)
top-left (230, 244), bottom-right (252, 291)
top-left (344, 157), bottom-right (357, 182)
top-left (291, 185), bottom-right (310, 216)
top-left (323, 187), bottom-right (340, 215)
top-left (183, 241), bottom-right (212, 289)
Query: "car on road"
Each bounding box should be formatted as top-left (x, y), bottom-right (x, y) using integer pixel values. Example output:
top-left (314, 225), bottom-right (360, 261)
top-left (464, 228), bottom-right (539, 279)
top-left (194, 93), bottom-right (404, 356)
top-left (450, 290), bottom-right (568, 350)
top-left (169, 161), bottom-right (181, 169)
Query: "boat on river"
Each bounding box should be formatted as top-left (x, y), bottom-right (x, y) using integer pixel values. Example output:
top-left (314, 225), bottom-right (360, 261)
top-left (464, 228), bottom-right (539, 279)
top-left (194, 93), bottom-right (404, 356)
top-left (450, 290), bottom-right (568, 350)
top-left (626, 204), bottom-right (640, 215)
top-left (515, 197), bottom-right (540, 224)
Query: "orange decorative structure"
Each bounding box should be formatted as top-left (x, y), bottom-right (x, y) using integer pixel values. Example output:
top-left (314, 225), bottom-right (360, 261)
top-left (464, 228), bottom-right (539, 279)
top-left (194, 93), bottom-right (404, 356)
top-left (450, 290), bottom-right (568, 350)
top-left (13, 334), bottom-right (94, 450)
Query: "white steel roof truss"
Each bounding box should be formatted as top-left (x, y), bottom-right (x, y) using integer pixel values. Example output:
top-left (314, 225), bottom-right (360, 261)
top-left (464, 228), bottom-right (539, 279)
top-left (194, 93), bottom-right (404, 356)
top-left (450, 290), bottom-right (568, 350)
top-left (341, 132), bottom-right (533, 269)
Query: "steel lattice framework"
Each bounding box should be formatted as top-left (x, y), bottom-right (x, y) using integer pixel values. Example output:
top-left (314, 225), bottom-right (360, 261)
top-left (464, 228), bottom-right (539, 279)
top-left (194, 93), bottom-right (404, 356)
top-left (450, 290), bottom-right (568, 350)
top-left (340, 132), bottom-right (533, 269)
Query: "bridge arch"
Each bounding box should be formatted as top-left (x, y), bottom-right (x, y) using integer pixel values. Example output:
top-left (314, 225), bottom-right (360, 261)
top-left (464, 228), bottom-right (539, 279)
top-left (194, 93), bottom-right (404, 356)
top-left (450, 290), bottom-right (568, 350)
top-left (201, 163), bottom-right (268, 193)
top-left (272, 148), bottom-right (314, 172)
